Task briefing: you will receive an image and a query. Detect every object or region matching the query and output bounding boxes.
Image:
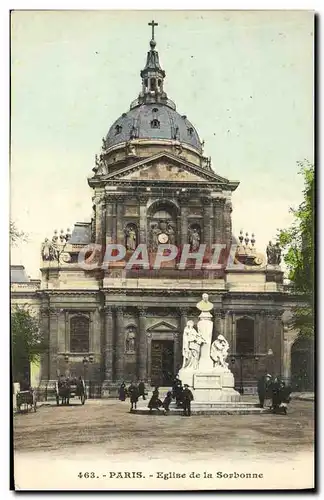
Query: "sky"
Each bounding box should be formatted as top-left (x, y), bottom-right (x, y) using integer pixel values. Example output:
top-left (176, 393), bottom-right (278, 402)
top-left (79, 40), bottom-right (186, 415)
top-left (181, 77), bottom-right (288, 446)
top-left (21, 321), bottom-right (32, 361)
top-left (10, 10), bottom-right (314, 278)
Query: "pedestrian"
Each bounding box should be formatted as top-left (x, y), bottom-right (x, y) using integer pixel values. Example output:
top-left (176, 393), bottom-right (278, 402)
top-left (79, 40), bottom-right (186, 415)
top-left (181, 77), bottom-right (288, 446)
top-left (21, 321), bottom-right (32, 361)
top-left (128, 381), bottom-right (139, 411)
top-left (182, 384), bottom-right (194, 416)
top-left (138, 379), bottom-right (146, 400)
top-left (172, 374), bottom-right (183, 407)
top-left (257, 373), bottom-right (272, 408)
top-left (271, 376), bottom-right (282, 413)
top-left (162, 391), bottom-right (172, 414)
top-left (148, 386), bottom-right (162, 413)
top-left (118, 381), bottom-right (127, 401)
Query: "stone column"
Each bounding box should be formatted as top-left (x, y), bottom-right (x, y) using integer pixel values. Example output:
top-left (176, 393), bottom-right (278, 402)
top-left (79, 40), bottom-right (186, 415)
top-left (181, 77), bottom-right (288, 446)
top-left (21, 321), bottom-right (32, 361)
top-left (57, 309), bottom-right (66, 353)
top-left (116, 200), bottom-right (125, 245)
top-left (213, 199), bottom-right (224, 244)
top-left (213, 310), bottom-right (224, 342)
top-left (179, 197), bottom-right (189, 246)
top-left (223, 198), bottom-right (233, 247)
top-left (138, 307), bottom-right (147, 381)
top-left (178, 307), bottom-right (188, 370)
top-left (115, 307), bottom-right (125, 381)
top-left (138, 195), bottom-right (148, 244)
top-left (146, 332), bottom-right (152, 385)
top-left (104, 306), bottom-right (114, 382)
top-left (201, 196), bottom-right (212, 249)
top-left (94, 193), bottom-right (106, 245)
top-left (106, 198), bottom-right (114, 245)
top-left (39, 307), bottom-right (50, 381)
top-left (49, 308), bottom-right (59, 380)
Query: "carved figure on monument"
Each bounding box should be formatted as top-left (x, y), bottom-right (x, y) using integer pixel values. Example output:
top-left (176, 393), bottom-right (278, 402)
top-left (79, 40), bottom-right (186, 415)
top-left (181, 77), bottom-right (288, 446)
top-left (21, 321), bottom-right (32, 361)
top-left (181, 320), bottom-right (192, 369)
top-left (210, 335), bottom-right (230, 371)
top-left (196, 293), bottom-right (214, 313)
top-left (186, 322), bottom-right (206, 370)
top-left (125, 327), bottom-right (136, 352)
top-left (188, 227), bottom-right (200, 251)
top-left (125, 225), bottom-right (137, 251)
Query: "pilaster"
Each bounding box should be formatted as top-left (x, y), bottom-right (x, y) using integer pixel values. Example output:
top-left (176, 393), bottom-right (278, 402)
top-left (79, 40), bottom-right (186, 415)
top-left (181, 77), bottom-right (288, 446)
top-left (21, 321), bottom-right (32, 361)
top-left (138, 307), bottom-right (147, 381)
top-left (115, 306), bottom-right (125, 381)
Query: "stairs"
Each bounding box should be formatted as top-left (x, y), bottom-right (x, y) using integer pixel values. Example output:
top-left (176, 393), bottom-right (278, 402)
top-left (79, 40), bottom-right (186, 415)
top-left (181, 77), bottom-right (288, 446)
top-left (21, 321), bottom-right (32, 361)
top-left (132, 388), bottom-right (270, 415)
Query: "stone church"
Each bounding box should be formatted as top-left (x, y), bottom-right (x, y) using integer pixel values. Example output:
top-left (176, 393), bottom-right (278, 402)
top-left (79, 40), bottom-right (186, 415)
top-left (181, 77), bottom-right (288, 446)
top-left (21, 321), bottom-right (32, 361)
top-left (11, 24), bottom-right (308, 395)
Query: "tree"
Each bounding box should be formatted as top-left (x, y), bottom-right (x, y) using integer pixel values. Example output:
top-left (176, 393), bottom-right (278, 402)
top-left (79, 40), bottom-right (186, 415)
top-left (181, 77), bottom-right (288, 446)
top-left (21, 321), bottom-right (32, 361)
top-left (277, 160), bottom-right (314, 338)
top-left (11, 306), bottom-right (46, 383)
top-left (10, 220), bottom-right (28, 246)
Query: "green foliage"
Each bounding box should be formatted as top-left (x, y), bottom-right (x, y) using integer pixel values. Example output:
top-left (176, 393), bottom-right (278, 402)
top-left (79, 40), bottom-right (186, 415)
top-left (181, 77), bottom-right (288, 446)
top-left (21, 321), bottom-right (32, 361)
top-left (277, 160), bottom-right (314, 338)
top-left (10, 220), bottom-right (28, 246)
top-left (11, 306), bottom-right (46, 381)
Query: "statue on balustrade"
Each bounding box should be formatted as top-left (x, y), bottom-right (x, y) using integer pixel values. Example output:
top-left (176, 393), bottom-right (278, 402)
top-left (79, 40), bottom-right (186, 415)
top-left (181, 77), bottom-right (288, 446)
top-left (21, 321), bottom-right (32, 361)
top-left (266, 241), bottom-right (282, 265)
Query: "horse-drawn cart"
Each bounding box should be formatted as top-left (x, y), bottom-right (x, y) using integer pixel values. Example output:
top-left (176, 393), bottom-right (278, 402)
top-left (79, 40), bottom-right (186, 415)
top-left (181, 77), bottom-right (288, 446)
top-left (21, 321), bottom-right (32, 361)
top-left (55, 377), bottom-right (86, 405)
top-left (16, 390), bottom-right (37, 413)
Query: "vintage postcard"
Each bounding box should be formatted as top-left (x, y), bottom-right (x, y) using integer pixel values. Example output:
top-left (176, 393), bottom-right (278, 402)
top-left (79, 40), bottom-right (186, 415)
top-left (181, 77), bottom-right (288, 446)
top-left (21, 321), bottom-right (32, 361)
top-left (11, 10), bottom-right (314, 491)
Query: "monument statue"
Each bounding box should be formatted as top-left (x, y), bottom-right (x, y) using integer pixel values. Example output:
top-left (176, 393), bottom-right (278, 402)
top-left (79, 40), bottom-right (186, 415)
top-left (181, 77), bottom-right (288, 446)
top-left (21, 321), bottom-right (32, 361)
top-left (196, 293), bottom-right (214, 313)
top-left (186, 322), bottom-right (205, 370)
top-left (210, 335), bottom-right (230, 371)
top-left (177, 293), bottom-right (240, 403)
top-left (266, 241), bottom-right (282, 265)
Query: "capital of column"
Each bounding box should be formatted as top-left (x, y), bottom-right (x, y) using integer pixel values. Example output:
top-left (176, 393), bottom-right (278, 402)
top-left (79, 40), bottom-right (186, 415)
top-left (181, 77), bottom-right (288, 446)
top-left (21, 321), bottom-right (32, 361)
top-left (115, 306), bottom-right (125, 315)
top-left (138, 307), bottom-right (148, 317)
top-left (179, 306), bottom-right (189, 316)
top-left (104, 306), bottom-right (114, 315)
top-left (138, 194), bottom-right (149, 204)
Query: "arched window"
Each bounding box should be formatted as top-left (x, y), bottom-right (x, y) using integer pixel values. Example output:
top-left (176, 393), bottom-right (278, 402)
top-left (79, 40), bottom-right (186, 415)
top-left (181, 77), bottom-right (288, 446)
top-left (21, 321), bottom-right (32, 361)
top-left (151, 119), bottom-right (160, 129)
top-left (115, 125), bottom-right (122, 135)
top-left (236, 317), bottom-right (254, 354)
top-left (70, 315), bottom-right (90, 353)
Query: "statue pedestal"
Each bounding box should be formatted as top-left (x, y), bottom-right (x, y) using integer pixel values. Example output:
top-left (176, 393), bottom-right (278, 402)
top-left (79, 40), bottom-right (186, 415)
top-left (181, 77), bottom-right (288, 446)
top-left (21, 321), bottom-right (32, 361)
top-left (178, 366), bottom-right (240, 402)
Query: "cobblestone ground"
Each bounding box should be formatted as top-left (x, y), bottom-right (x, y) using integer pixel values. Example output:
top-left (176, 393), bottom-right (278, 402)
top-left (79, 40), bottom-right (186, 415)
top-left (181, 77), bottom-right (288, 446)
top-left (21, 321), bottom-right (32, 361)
top-left (13, 399), bottom-right (314, 490)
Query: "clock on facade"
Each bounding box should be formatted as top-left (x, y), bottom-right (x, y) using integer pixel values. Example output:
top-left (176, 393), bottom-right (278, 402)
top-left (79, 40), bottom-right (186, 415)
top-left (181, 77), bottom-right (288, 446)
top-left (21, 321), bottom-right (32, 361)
top-left (157, 232), bottom-right (169, 244)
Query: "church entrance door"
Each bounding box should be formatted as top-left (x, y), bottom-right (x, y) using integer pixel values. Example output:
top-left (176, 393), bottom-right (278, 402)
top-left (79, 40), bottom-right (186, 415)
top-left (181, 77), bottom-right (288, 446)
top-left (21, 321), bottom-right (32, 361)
top-left (150, 340), bottom-right (174, 386)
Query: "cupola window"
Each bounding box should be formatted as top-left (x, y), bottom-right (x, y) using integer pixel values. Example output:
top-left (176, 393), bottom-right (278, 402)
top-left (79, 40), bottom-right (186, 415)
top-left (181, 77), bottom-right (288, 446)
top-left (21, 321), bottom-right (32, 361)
top-left (115, 125), bottom-right (122, 135)
top-left (151, 119), bottom-right (160, 129)
top-left (150, 78), bottom-right (156, 91)
top-left (152, 108), bottom-right (159, 113)
top-left (187, 127), bottom-right (194, 136)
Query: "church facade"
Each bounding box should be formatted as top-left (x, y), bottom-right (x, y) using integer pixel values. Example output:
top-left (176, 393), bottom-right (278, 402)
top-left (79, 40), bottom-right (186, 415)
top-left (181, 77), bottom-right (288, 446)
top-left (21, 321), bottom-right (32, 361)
top-left (11, 25), bottom-right (306, 395)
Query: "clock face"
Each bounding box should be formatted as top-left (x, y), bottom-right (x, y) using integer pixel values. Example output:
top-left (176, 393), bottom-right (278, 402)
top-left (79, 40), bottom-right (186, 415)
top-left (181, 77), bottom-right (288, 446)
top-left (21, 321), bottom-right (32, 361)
top-left (158, 232), bottom-right (169, 244)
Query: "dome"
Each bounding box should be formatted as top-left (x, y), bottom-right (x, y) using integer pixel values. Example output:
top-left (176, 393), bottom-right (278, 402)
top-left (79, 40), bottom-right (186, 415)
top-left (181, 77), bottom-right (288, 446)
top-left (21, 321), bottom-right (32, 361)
top-left (105, 103), bottom-right (202, 153)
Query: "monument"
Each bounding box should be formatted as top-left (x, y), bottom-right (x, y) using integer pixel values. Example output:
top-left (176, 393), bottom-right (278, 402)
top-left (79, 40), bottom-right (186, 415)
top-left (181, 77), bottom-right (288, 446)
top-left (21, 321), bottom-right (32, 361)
top-left (178, 294), bottom-right (240, 402)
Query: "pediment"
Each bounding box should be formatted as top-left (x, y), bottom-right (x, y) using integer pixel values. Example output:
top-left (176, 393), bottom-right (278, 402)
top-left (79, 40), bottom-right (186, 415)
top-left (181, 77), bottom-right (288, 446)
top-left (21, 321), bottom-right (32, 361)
top-left (146, 320), bottom-right (178, 332)
top-left (103, 152), bottom-right (230, 184)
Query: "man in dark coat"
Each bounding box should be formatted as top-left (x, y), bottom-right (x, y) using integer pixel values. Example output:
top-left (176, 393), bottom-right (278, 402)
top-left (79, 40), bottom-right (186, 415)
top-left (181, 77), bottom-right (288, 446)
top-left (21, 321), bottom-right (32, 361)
top-left (172, 375), bottom-right (183, 407)
top-left (128, 382), bottom-right (139, 411)
top-left (257, 373), bottom-right (272, 408)
top-left (182, 384), bottom-right (194, 416)
top-left (148, 387), bottom-right (162, 412)
top-left (138, 380), bottom-right (146, 400)
top-left (118, 381), bottom-right (127, 401)
top-left (162, 391), bottom-right (172, 414)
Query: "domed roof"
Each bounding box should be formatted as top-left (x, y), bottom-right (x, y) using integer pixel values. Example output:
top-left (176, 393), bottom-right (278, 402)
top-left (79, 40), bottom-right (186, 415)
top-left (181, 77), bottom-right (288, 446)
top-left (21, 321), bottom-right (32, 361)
top-left (105, 103), bottom-right (202, 153)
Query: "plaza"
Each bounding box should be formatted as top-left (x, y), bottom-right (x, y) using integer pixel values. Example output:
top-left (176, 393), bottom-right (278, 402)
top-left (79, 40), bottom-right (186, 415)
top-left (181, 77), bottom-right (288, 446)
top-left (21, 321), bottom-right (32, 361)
top-left (13, 397), bottom-right (314, 490)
